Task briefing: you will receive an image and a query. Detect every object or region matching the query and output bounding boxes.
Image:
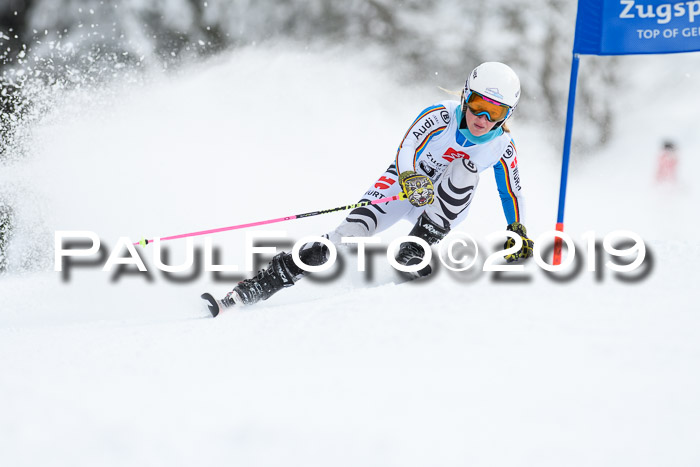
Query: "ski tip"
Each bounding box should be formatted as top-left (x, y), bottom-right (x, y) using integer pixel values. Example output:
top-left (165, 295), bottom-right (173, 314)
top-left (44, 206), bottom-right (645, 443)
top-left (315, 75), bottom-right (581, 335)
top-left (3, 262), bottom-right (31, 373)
top-left (200, 293), bottom-right (221, 318)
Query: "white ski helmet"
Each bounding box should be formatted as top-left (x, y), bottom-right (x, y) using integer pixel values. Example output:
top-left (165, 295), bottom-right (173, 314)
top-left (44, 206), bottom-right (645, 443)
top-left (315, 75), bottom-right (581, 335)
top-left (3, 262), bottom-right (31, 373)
top-left (462, 62), bottom-right (521, 128)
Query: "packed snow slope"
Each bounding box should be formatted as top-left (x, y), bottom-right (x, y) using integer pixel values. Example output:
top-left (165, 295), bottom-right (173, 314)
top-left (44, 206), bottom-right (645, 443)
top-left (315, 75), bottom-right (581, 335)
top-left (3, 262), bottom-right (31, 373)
top-left (1, 47), bottom-right (699, 467)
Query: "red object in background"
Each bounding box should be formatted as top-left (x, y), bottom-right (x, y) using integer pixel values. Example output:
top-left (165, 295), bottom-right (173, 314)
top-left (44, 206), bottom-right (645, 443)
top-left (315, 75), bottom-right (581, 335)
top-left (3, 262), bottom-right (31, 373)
top-left (656, 141), bottom-right (678, 183)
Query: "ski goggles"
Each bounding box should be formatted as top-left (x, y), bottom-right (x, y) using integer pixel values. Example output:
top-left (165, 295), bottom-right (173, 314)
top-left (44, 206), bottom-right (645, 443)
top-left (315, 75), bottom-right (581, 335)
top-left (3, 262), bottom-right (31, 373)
top-left (464, 91), bottom-right (511, 122)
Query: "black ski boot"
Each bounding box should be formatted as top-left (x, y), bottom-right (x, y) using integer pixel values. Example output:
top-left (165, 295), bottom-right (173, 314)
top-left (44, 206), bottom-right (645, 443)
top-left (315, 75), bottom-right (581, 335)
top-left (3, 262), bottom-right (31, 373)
top-left (396, 212), bottom-right (449, 279)
top-left (229, 252), bottom-right (299, 305)
top-left (230, 241), bottom-right (329, 306)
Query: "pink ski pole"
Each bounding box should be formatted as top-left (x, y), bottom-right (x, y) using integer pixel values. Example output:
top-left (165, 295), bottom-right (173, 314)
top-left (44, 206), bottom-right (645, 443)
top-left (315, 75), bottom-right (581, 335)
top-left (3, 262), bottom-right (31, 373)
top-left (135, 193), bottom-right (408, 247)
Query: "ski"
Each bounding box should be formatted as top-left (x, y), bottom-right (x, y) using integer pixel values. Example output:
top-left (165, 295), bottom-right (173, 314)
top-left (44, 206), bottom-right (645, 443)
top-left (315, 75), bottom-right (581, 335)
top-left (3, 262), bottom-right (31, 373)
top-left (201, 293), bottom-right (229, 317)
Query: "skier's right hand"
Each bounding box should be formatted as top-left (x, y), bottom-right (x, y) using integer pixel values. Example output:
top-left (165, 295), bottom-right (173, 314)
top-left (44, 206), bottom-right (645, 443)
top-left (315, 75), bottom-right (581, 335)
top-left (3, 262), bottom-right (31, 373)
top-left (399, 171), bottom-right (434, 207)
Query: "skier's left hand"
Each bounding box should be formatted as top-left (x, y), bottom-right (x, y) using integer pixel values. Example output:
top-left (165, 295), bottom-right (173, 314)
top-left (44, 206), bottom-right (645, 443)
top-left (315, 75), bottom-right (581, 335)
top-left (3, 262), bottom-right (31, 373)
top-left (504, 222), bottom-right (534, 263)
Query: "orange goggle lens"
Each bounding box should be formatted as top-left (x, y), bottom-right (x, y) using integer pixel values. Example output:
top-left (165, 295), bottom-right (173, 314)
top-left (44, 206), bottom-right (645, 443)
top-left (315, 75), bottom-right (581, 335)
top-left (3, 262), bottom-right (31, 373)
top-left (465, 92), bottom-right (510, 122)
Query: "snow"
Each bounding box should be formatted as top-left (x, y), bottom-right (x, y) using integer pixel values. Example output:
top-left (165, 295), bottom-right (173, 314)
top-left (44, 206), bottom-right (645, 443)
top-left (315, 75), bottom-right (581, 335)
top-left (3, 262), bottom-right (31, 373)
top-left (1, 47), bottom-right (700, 466)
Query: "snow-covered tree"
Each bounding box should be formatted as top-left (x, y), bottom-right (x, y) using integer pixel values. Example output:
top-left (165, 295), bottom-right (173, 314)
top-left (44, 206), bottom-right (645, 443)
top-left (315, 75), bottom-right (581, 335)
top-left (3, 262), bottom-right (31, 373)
top-left (1, 0), bottom-right (620, 152)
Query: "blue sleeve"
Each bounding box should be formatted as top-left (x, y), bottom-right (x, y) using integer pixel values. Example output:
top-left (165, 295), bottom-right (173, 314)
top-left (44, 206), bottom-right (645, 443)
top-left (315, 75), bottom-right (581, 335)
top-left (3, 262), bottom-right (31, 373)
top-left (493, 158), bottom-right (521, 225)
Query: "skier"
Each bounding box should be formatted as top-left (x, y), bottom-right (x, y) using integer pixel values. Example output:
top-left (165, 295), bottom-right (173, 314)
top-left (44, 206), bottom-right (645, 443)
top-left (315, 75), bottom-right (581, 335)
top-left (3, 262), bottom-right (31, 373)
top-left (212, 62), bottom-right (534, 309)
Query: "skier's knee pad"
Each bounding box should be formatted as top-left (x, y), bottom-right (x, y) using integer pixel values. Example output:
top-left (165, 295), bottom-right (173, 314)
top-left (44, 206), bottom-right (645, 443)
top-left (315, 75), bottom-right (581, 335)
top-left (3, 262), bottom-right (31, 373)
top-left (425, 159), bottom-right (480, 226)
top-left (441, 158), bottom-right (480, 190)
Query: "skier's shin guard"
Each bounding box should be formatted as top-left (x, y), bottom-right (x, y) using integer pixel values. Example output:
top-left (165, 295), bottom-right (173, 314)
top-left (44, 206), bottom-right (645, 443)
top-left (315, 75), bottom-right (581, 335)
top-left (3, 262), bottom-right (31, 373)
top-left (286, 240), bottom-right (331, 277)
top-left (396, 212), bottom-right (449, 278)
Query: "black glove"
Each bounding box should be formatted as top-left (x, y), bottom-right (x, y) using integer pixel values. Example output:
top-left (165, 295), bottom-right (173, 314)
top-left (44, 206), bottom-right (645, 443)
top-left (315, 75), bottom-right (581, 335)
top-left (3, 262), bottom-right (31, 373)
top-left (399, 171), bottom-right (434, 207)
top-left (504, 222), bottom-right (534, 263)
